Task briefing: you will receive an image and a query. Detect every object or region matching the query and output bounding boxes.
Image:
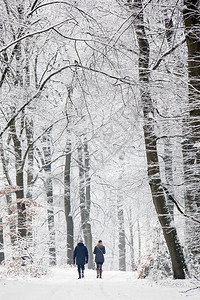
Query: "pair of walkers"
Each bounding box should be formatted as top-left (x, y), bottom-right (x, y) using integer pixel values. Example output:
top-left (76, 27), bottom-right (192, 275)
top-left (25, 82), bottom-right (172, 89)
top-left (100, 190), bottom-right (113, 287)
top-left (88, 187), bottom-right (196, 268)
top-left (73, 239), bottom-right (106, 279)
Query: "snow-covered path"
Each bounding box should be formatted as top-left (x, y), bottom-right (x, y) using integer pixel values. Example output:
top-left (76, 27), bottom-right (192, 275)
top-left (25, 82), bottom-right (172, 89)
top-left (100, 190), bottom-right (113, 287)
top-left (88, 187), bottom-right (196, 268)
top-left (0, 268), bottom-right (199, 300)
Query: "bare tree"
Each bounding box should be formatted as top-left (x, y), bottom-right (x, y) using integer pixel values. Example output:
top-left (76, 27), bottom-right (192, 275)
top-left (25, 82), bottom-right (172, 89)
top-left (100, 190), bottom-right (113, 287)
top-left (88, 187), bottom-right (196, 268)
top-left (126, 0), bottom-right (188, 279)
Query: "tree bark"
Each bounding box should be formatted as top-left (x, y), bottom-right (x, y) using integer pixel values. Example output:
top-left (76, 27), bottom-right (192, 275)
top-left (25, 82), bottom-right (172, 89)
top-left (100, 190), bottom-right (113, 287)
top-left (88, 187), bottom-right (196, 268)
top-left (0, 218), bottom-right (5, 264)
top-left (182, 1), bottom-right (200, 263)
top-left (183, 1), bottom-right (200, 147)
top-left (64, 138), bottom-right (74, 265)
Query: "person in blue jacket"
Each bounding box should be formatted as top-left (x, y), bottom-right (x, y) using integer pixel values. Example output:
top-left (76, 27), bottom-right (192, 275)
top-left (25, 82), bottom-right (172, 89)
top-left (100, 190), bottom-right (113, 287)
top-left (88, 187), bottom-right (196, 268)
top-left (73, 239), bottom-right (88, 279)
top-left (93, 240), bottom-right (106, 278)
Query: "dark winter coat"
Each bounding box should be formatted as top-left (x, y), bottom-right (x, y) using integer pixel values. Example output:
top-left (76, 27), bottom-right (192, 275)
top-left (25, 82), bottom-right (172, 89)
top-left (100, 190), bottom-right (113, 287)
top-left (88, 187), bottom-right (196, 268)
top-left (93, 244), bottom-right (106, 264)
top-left (73, 242), bottom-right (88, 265)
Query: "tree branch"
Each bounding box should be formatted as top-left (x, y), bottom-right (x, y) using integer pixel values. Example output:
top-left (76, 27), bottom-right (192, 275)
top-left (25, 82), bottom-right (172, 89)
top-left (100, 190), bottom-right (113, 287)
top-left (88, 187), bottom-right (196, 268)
top-left (0, 63), bottom-right (135, 138)
top-left (152, 39), bottom-right (186, 71)
top-left (0, 19), bottom-right (72, 53)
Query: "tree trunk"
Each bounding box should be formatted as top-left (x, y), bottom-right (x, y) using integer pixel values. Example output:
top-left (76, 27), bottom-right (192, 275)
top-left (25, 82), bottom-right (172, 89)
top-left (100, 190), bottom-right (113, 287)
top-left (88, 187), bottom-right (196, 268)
top-left (78, 142), bottom-right (87, 240)
top-left (83, 138), bottom-right (93, 269)
top-left (64, 138), bottom-right (74, 265)
top-left (132, 0), bottom-right (187, 279)
top-left (78, 139), bottom-right (94, 269)
top-left (0, 135), bottom-right (17, 245)
top-left (137, 219), bottom-right (141, 266)
top-left (117, 194), bottom-right (126, 271)
top-left (42, 128), bottom-right (56, 266)
top-left (182, 0), bottom-right (200, 263)
top-left (183, 1), bottom-right (200, 147)
top-left (162, 11), bottom-right (175, 217)
top-left (163, 138), bottom-right (174, 217)
top-left (25, 117), bottom-right (34, 242)
top-left (0, 218), bottom-right (5, 264)
top-left (24, 37), bottom-right (34, 242)
top-left (10, 117), bottom-right (26, 239)
top-left (128, 209), bottom-right (135, 271)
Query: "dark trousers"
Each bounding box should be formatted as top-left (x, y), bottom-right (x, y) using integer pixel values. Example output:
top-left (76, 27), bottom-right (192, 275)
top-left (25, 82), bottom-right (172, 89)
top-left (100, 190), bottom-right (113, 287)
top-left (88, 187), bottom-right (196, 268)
top-left (77, 264), bottom-right (85, 274)
top-left (96, 263), bottom-right (103, 278)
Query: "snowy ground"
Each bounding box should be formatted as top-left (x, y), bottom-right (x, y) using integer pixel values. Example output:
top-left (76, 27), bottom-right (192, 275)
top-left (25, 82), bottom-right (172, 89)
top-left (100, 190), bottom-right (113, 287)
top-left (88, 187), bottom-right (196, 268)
top-left (0, 267), bottom-right (199, 300)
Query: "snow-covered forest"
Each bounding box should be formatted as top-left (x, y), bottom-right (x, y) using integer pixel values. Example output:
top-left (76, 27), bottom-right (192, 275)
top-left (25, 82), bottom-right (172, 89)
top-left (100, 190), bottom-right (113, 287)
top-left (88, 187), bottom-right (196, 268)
top-left (0, 0), bottom-right (200, 286)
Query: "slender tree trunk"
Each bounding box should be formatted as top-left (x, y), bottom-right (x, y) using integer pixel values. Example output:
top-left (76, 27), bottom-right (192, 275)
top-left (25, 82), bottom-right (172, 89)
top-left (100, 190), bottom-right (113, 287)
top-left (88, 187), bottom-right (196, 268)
top-left (0, 218), bottom-right (5, 264)
top-left (0, 135), bottom-right (17, 245)
top-left (42, 128), bottom-right (56, 266)
top-left (163, 138), bottom-right (174, 217)
top-left (64, 138), bottom-right (74, 265)
top-left (78, 139), bottom-right (94, 269)
top-left (10, 118), bottom-right (26, 239)
top-left (24, 37), bottom-right (34, 241)
top-left (78, 142), bottom-right (87, 240)
top-left (25, 117), bottom-right (34, 242)
top-left (137, 219), bottom-right (141, 266)
top-left (83, 138), bottom-right (93, 269)
top-left (117, 194), bottom-right (126, 271)
top-left (162, 11), bottom-right (175, 217)
top-left (128, 209), bottom-right (135, 271)
top-left (132, 0), bottom-right (187, 279)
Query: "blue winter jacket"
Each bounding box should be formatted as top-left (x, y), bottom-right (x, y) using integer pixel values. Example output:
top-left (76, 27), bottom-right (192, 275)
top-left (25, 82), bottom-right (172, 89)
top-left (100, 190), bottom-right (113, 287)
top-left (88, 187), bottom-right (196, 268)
top-left (93, 244), bottom-right (106, 264)
top-left (73, 242), bottom-right (88, 265)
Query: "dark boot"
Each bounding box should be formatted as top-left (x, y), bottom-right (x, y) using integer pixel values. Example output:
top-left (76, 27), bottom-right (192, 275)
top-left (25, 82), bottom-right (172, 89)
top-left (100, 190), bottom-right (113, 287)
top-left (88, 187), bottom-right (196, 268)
top-left (82, 271), bottom-right (84, 278)
top-left (78, 272), bottom-right (81, 279)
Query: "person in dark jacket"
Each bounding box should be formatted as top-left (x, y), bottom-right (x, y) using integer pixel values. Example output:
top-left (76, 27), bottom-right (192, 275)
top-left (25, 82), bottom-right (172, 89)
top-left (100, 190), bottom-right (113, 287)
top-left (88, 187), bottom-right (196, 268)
top-left (93, 240), bottom-right (106, 278)
top-left (73, 240), bottom-right (88, 279)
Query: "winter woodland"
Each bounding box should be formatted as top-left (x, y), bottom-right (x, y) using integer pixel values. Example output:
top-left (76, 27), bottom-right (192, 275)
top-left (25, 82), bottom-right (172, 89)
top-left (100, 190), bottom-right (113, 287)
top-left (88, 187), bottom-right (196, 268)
top-left (0, 0), bottom-right (200, 283)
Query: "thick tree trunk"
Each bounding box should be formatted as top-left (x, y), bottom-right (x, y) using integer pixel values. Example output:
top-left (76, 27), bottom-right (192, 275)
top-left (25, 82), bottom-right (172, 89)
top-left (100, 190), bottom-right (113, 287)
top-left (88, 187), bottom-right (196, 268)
top-left (183, 1), bottom-right (200, 147)
top-left (133, 0), bottom-right (187, 279)
top-left (64, 138), bottom-right (74, 265)
top-left (182, 0), bottom-right (200, 263)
